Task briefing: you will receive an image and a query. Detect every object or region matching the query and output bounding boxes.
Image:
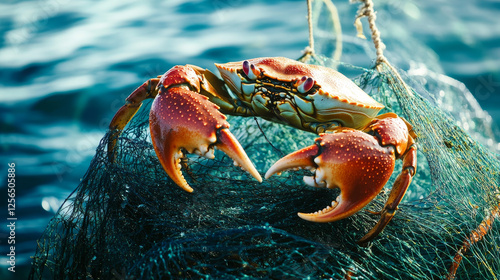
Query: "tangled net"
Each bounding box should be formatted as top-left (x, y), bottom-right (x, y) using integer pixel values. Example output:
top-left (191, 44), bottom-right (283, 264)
top-left (30, 1), bottom-right (499, 279)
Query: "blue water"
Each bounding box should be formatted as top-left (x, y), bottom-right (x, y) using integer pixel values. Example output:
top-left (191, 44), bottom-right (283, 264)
top-left (0, 0), bottom-right (499, 277)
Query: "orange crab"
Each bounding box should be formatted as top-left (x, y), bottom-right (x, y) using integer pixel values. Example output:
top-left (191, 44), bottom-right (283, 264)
top-left (108, 57), bottom-right (417, 244)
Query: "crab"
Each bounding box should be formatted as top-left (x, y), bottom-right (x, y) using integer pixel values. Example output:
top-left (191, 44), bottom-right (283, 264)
top-left (108, 57), bottom-right (417, 244)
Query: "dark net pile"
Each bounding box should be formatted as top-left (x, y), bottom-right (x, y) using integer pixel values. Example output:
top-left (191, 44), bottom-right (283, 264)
top-left (30, 5), bottom-right (500, 280)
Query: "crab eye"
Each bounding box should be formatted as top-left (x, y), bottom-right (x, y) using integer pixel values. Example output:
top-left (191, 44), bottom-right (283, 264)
top-left (242, 60), bottom-right (258, 80)
top-left (243, 60), bottom-right (250, 75)
top-left (297, 76), bottom-right (314, 94)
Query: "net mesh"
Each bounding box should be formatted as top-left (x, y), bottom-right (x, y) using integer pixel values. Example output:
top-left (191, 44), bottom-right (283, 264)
top-left (30, 1), bottom-right (500, 279)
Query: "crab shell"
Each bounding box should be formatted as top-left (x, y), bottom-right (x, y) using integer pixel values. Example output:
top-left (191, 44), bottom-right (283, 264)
top-left (215, 57), bottom-right (384, 130)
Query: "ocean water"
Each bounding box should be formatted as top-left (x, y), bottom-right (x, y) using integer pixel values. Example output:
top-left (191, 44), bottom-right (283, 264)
top-left (0, 0), bottom-right (498, 277)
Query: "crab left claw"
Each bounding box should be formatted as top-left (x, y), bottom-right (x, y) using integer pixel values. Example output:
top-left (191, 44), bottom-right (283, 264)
top-left (150, 89), bottom-right (260, 193)
top-left (109, 65), bottom-right (262, 193)
top-left (149, 67), bottom-right (262, 193)
top-left (266, 116), bottom-right (416, 244)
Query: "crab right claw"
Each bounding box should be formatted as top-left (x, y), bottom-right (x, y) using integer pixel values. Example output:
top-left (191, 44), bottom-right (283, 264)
top-left (149, 67), bottom-right (262, 193)
top-left (265, 128), bottom-right (397, 225)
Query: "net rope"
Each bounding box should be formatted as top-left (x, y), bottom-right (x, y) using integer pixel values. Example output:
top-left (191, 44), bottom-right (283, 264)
top-left (30, 0), bottom-right (500, 279)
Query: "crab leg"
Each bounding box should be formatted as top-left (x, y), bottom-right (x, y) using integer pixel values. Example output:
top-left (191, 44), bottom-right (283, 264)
top-left (108, 77), bottom-right (161, 161)
top-left (357, 142), bottom-right (417, 245)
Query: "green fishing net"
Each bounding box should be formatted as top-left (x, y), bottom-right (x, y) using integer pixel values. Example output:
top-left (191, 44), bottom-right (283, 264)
top-left (30, 1), bottom-right (500, 279)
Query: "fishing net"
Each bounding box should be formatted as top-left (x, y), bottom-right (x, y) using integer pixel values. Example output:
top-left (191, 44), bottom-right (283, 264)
top-left (30, 0), bottom-right (500, 279)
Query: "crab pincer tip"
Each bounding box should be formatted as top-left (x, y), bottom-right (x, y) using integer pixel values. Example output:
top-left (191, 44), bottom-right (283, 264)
top-left (154, 145), bottom-right (194, 193)
top-left (216, 128), bottom-right (262, 183)
top-left (265, 145), bottom-right (318, 179)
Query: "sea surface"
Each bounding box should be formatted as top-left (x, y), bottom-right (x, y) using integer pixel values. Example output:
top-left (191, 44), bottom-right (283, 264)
top-left (0, 0), bottom-right (499, 277)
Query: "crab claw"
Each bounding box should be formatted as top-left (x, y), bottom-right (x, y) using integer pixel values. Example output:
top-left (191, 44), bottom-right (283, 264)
top-left (150, 86), bottom-right (262, 193)
top-left (265, 129), bottom-right (396, 223)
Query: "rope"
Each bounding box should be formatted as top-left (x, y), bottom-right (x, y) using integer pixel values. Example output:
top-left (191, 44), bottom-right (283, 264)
top-left (353, 0), bottom-right (386, 64)
top-left (301, 0), bottom-right (343, 63)
top-left (353, 0), bottom-right (413, 96)
top-left (306, 0), bottom-right (315, 55)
